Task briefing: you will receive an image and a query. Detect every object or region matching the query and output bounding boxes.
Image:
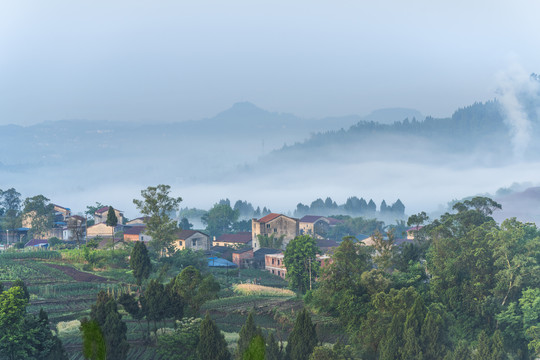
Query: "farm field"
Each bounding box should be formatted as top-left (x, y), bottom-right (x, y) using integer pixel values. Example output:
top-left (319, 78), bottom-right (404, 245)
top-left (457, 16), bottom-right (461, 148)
top-left (0, 249), bottom-right (309, 359)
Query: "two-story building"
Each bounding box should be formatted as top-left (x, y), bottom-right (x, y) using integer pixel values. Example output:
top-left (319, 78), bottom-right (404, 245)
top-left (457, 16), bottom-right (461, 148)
top-left (251, 213), bottom-right (299, 251)
top-left (94, 206), bottom-right (124, 225)
top-left (172, 230), bottom-right (211, 252)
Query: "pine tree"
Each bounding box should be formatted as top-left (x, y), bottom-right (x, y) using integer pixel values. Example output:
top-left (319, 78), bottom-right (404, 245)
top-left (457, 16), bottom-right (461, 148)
top-left (197, 313), bottom-right (231, 360)
top-left (243, 335), bottom-right (265, 360)
top-left (106, 206), bottom-right (118, 248)
top-left (491, 330), bottom-right (506, 360)
top-left (80, 318), bottom-right (106, 360)
top-left (402, 296), bottom-right (425, 359)
top-left (475, 331), bottom-right (492, 360)
top-left (237, 312), bottom-right (258, 359)
top-left (130, 241), bottom-right (152, 287)
top-left (90, 291), bottom-right (129, 360)
top-left (266, 333), bottom-right (281, 360)
top-left (286, 308), bottom-right (317, 360)
top-left (379, 314), bottom-right (403, 360)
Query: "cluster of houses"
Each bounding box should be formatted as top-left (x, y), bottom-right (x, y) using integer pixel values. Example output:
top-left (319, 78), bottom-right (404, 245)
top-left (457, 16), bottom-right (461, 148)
top-left (10, 205), bottom-right (418, 279)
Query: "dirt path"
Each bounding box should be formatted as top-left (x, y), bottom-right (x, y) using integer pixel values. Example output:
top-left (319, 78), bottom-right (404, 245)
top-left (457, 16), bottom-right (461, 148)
top-left (44, 263), bottom-right (108, 282)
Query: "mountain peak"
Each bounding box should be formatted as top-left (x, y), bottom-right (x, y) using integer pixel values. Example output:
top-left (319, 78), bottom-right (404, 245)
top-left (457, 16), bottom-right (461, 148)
top-left (215, 102), bottom-right (269, 120)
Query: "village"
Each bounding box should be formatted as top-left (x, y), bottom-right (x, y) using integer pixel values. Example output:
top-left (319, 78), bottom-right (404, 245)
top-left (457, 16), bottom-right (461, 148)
top-left (1, 199), bottom-right (418, 280)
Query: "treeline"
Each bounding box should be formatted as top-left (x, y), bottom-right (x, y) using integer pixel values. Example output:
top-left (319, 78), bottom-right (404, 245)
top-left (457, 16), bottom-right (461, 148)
top-left (294, 196), bottom-right (405, 218)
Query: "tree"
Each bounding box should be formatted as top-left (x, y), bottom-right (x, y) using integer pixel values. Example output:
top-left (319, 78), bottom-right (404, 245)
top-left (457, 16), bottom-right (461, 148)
top-left (22, 195), bottom-right (54, 239)
top-left (283, 235), bottom-right (320, 294)
top-left (157, 317), bottom-right (201, 360)
top-left (171, 266), bottom-right (220, 315)
top-left (257, 234), bottom-right (284, 250)
top-left (105, 206), bottom-right (118, 248)
top-left (80, 318), bottom-right (106, 360)
top-left (237, 312), bottom-right (258, 359)
top-left (133, 184), bottom-right (182, 255)
top-left (130, 241), bottom-right (152, 287)
top-left (12, 279), bottom-right (30, 301)
top-left (312, 237), bottom-right (373, 331)
top-left (266, 333), bottom-right (281, 360)
top-left (85, 202), bottom-right (104, 227)
top-left (90, 291), bottom-right (129, 360)
top-left (390, 199), bottom-right (405, 215)
top-left (179, 217), bottom-right (194, 230)
top-left (243, 335), bottom-right (265, 360)
top-left (0, 188), bottom-right (22, 240)
top-left (286, 308), bottom-right (317, 360)
top-left (66, 216), bottom-right (86, 247)
top-left (371, 230), bottom-right (396, 273)
top-left (197, 313), bottom-right (231, 360)
top-left (144, 279), bottom-right (168, 331)
top-left (0, 286), bottom-right (32, 359)
top-left (201, 203), bottom-right (239, 238)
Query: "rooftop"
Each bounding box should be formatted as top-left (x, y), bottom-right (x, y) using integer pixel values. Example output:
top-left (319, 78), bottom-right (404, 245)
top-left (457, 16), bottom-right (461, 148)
top-left (216, 232), bottom-right (252, 244)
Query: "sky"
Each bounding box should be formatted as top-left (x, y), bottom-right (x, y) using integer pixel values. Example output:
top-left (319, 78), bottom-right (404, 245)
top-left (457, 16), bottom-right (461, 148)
top-left (2, 0), bottom-right (540, 125)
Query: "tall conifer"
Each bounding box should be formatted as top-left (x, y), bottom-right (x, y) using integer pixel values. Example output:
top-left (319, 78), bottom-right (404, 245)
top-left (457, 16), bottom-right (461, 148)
top-left (197, 313), bottom-right (231, 360)
top-left (286, 309), bottom-right (317, 360)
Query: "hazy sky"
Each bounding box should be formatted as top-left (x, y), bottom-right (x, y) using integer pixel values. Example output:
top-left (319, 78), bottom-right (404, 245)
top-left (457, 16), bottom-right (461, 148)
top-left (2, 0), bottom-right (540, 125)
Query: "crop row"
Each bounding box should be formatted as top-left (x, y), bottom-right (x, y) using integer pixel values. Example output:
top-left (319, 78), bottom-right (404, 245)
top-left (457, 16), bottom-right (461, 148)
top-left (0, 250), bottom-right (61, 260)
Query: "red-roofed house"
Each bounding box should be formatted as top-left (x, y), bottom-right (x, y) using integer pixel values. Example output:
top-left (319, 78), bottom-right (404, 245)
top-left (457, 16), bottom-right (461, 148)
top-left (94, 206), bottom-right (124, 225)
top-left (251, 213), bottom-right (299, 251)
top-left (214, 232), bottom-right (252, 248)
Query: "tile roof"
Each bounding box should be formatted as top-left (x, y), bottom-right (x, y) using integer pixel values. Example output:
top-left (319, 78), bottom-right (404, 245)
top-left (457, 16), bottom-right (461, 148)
top-left (257, 213), bottom-right (281, 223)
top-left (216, 232), bottom-right (252, 244)
top-left (25, 239), bottom-right (49, 247)
top-left (233, 247), bottom-right (254, 254)
top-left (176, 229), bottom-right (208, 239)
top-left (300, 215), bottom-right (325, 223)
top-left (95, 206), bottom-right (110, 214)
top-left (327, 217), bottom-right (344, 225)
top-left (316, 239), bottom-right (339, 248)
top-left (254, 248), bottom-right (282, 257)
top-left (124, 226), bottom-right (146, 235)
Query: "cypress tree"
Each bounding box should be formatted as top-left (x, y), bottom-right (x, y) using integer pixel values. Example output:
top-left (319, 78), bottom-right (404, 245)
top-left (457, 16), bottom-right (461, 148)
top-left (90, 291), bottom-right (129, 360)
top-left (243, 335), bottom-right (265, 360)
top-left (80, 318), bottom-right (106, 360)
top-left (402, 296), bottom-right (425, 359)
top-left (266, 333), bottom-right (281, 360)
top-left (379, 314), bottom-right (403, 360)
top-left (475, 331), bottom-right (491, 360)
top-left (197, 312), bottom-right (231, 360)
top-left (106, 206), bottom-right (118, 248)
top-left (286, 308), bottom-right (317, 360)
top-left (491, 330), bottom-right (506, 360)
top-left (130, 241), bottom-right (152, 287)
top-left (237, 312), bottom-right (257, 359)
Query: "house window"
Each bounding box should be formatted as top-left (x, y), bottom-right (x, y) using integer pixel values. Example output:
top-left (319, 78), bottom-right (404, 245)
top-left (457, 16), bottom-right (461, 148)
top-left (272, 270), bottom-right (275, 274)
top-left (266, 224), bottom-right (270, 229)
top-left (272, 259), bottom-right (274, 264)
top-left (179, 241), bottom-right (183, 246)
top-left (277, 260), bottom-right (280, 265)
top-left (278, 271), bottom-right (281, 276)
top-left (192, 239), bottom-right (197, 247)
top-left (273, 228), bottom-right (277, 233)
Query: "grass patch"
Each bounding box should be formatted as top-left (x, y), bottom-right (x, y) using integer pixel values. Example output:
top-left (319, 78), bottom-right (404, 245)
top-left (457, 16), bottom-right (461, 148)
top-left (233, 284), bottom-right (295, 297)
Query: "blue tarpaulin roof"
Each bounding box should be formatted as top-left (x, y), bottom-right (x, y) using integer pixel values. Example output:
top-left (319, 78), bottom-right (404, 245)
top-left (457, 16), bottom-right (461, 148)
top-left (207, 257), bottom-right (237, 268)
